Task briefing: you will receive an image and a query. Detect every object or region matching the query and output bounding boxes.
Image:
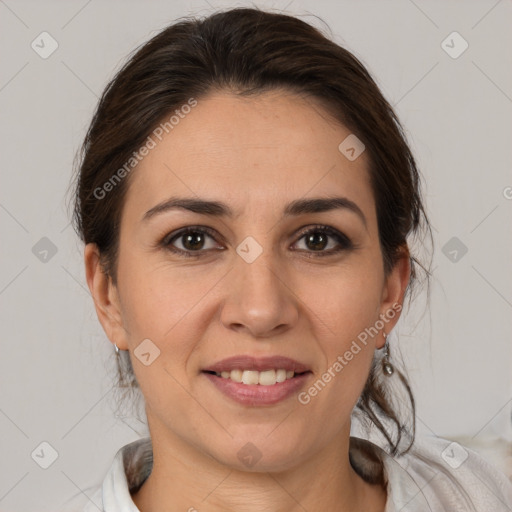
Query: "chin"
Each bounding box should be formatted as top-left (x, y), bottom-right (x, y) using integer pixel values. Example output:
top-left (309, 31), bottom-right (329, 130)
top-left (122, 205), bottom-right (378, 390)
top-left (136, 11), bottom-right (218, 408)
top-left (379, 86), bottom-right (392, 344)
top-left (208, 433), bottom-right (310, 473)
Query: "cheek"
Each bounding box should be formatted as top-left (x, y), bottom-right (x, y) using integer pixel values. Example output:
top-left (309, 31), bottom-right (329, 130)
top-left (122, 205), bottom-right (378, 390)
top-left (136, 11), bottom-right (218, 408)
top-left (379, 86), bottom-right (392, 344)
top-left (304, 256), bottom-right (383, 341)
top-left (117, 247), bottom-right (207, 338)
top-left (300, 260), bottom-right (382, 404)
top-left (115, 250), bottom-right (227, 388)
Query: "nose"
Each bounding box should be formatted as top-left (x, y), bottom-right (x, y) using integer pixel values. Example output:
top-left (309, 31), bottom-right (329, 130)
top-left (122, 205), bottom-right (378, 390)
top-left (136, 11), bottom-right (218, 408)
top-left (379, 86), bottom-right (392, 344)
top-left (219, 249), bottom-right (299, 338)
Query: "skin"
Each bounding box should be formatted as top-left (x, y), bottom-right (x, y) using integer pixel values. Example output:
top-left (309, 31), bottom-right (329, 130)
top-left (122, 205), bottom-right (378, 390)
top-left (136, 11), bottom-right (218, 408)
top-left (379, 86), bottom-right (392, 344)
top-left (85, 89), bottom-right (410, 512)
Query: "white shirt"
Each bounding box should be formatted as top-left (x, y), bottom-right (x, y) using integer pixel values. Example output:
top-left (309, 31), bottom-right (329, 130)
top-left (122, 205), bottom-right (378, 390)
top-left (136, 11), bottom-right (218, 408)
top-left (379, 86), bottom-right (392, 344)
top-left (60, 434), bottom-right (512, 511)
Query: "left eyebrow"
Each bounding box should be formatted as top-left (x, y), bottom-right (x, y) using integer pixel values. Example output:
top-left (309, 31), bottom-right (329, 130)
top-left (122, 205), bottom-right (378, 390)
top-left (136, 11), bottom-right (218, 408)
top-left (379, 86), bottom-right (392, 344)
top-left (284, 197), bottom-right (367, 228)
top-left (141, 195), bottom-right (367, 228)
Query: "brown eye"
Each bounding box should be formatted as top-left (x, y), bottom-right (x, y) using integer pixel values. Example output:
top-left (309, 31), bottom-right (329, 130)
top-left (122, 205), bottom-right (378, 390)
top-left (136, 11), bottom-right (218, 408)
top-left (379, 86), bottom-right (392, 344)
top-left (304, 231), bottom-right (329, 251)
top-left (179, 231), bottom-right (207, 251)
top-left (162, 226), bottom-right (222, 258)
top-left (293, 225), bottom-right (353, 256)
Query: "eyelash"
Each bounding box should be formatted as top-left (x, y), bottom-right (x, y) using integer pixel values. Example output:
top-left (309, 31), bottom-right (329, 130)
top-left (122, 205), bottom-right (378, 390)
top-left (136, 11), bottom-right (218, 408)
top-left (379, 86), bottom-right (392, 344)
top-left (160, 224), bottom-right (354, 259)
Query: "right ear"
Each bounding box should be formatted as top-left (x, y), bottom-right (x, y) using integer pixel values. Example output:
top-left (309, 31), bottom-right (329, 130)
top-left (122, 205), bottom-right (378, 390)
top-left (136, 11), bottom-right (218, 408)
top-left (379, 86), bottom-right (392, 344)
top-left (84, 243), bottom-right (129, 350)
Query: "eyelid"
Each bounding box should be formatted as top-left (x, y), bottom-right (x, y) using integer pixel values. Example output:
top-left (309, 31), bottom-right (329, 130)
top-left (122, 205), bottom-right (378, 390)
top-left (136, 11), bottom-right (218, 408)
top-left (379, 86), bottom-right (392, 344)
top-left (161, 224), bottom-right (353, 257)
top-left (161, 225), bottom-right (224, 250)
top-left (293, 224), bottom-right (352, 246)
top-left (290, 224), bottom-right (354, 255)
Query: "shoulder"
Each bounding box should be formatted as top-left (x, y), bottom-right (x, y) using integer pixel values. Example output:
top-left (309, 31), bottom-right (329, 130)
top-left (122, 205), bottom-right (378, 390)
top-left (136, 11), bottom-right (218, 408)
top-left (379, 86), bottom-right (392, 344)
top-left (57, 437), bottom-right (152, 512)
top-left (377, 434), bottom-right (512, 512)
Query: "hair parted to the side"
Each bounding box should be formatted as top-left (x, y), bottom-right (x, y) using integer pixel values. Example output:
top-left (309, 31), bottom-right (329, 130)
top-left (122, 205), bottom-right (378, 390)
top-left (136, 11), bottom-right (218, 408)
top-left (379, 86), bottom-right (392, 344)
top-left (70, 6), bottom-right (433, 481)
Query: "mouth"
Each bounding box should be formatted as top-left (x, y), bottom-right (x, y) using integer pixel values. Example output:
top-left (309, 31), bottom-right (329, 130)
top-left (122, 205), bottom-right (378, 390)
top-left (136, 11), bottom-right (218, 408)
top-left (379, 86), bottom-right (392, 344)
top-left (202, 354), bottom-right (311, 375)
top-left (201, 355), bottom-right (312, 406)
top-left (202, 368), bottom-right (310, 386)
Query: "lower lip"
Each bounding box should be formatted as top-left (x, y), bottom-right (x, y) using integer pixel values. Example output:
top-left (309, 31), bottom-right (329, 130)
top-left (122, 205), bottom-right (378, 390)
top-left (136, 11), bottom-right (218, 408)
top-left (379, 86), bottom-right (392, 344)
top-left (202, 372), bottom-right (311, 406)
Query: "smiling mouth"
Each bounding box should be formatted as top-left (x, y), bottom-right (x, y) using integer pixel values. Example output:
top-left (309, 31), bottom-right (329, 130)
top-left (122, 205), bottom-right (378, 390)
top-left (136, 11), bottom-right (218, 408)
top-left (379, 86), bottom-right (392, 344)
top-left (202, 369), bottom-right (310, 386)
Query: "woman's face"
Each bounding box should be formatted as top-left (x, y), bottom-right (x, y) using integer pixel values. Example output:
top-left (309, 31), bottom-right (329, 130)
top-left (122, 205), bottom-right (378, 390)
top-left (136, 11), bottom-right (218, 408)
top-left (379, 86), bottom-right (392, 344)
top-left (86, 90), bottom-right (409, 471)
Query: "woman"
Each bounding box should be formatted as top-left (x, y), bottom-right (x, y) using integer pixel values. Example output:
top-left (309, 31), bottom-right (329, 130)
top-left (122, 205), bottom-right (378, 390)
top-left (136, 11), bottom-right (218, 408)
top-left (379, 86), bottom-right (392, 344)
top-left (64, 7), bottom-right (512, 512)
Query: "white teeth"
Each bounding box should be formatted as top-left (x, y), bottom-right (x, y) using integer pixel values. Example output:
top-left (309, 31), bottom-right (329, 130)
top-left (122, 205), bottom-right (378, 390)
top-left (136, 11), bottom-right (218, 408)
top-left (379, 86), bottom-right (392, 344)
top-left (242, 370), bottom-right (259, 385)
top-left (216, 369), bottom-right (298, 385)
top-left (258, 370), bottom-right (276, 386)
top-left (276, 369), bottom-right (287, 383)
top-left (230, 369), bottom-right (243, 383)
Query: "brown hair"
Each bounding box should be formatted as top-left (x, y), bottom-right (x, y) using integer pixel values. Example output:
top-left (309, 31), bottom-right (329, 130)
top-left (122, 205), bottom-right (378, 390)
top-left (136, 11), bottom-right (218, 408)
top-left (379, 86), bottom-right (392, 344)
top-left (71, 6), bottom-right (432, 481)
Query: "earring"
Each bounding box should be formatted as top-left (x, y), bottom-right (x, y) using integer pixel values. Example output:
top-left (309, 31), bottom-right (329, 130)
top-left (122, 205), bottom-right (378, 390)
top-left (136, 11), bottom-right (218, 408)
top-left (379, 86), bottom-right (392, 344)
top-left (381, 333), bottom-right (394, 376)
top-left (114, 342), bottom-right (120, 355)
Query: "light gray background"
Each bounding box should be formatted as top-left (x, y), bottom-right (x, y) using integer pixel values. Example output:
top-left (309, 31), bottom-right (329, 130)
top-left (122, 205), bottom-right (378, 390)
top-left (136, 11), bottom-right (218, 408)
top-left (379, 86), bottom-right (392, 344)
top-left (1, 0), bottom-right (511, 510)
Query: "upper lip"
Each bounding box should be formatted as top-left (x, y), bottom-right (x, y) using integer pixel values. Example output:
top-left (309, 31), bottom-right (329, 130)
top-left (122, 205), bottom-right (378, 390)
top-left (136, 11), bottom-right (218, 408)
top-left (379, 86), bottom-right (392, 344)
top-left (203, 355), bottom-right (311, 373)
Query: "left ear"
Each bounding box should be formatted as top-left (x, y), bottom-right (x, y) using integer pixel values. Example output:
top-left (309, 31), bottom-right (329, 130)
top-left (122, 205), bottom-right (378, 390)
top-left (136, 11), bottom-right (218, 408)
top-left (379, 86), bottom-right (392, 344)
top-left (376, 245), bottom-right (411, 349)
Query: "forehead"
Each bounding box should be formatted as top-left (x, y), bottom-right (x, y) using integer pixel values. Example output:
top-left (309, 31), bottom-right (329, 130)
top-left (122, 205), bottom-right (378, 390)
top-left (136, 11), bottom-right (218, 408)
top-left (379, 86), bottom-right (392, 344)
top-left (122, 90), bottom-right (375, 222)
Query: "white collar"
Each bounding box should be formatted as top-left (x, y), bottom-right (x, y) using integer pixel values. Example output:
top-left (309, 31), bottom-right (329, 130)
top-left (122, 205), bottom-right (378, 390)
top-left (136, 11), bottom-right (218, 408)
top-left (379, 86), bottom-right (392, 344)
top-left (96, 435), bottom-right (512, 512)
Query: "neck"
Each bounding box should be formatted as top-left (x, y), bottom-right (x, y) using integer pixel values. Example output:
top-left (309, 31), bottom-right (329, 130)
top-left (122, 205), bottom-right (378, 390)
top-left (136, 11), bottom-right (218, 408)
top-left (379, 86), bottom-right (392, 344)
top-left (131, 419), bottom-right (387, 512)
